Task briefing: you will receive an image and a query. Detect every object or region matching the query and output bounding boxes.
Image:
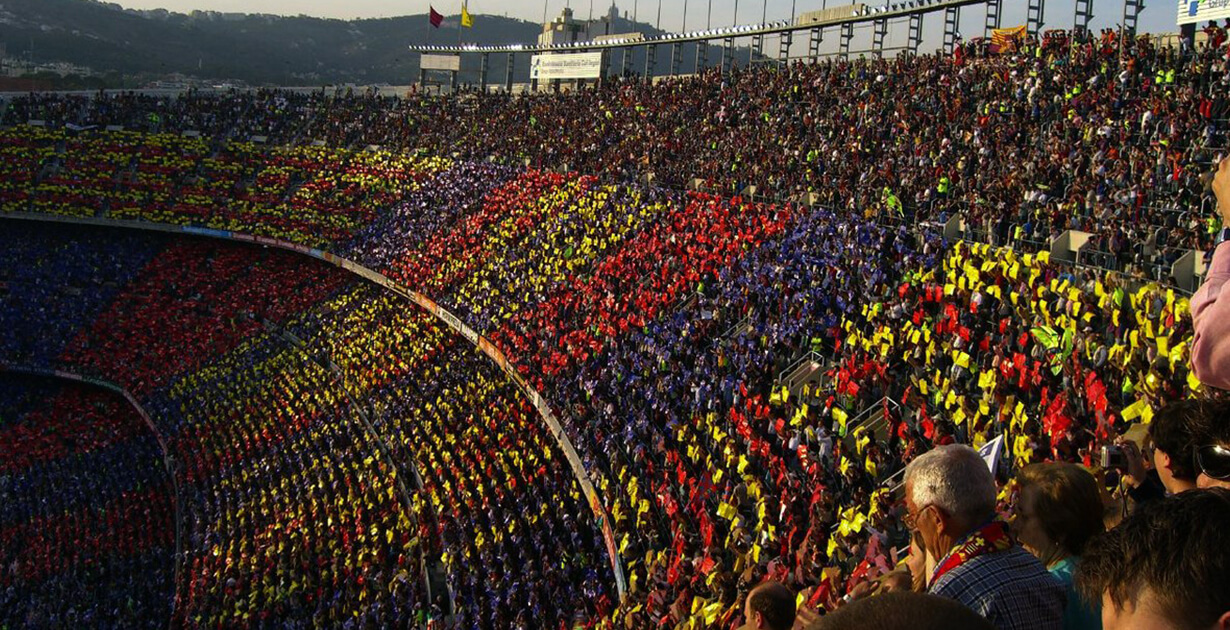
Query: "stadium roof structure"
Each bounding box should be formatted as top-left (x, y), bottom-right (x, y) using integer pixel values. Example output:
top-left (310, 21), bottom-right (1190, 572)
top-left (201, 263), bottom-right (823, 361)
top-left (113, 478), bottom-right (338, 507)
top-left (408, 0), bottom-right (1056, 57)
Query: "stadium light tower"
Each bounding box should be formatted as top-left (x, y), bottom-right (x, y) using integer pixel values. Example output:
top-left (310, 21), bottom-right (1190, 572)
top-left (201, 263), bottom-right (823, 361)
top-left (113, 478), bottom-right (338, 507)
top-left (943, 5), bottom-right (961, 54)
top-left (723, 0), bottom-right (739, 71)
top-left (1027, 0), bottom-right (1045, 37)
top-left (1074, 0), bottom-right (1093, 35)
top-left (674, 0), bottom-right (683, 75)
top-left (696, 0), bottom-right (712, 71)
top-left (1122, 0), bottom-right (1144, 36)
top-left (984, 0), bottom-right (1002, 38)
top-left (752, 0), bottom-right (768, 58)
top-left (779, 0), bottom-right (796, 63)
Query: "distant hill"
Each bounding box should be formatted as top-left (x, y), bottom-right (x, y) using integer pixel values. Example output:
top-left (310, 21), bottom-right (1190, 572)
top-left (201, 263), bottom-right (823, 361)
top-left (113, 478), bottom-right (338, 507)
top-left (0, 0), bottom-right (753, 87)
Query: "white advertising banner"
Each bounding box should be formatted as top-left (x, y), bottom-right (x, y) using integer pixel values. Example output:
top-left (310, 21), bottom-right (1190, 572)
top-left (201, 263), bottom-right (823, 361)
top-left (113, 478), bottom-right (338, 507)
top-left (530, 52), bottom-right (604, 80)
top-left (420, 54), bottom-right (461, 72)
top-left (1179, 0), bottom-right (1230, 25)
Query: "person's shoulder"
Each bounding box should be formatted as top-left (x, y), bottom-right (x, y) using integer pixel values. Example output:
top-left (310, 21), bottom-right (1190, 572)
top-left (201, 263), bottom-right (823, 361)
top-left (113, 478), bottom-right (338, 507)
top-left (934, 546), bottom-right (1059, 592)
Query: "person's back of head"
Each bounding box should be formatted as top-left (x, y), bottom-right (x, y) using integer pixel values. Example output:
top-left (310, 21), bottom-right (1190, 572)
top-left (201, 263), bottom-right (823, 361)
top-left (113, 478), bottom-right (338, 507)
top-left (1015, 462), bottom-right (1105, 561)
top-left (744, 581), bottom-right (796, 630)
top-left (1192, 401), bottom-right (1230, 491)
top-left (813, 592), bottom-right (996, 630)
top-left (1149, 400), bottom-right (1214, 491)
top-left (1077, 488), bottom-right (1230, 630)
top-left (904, 444), bottom-right (997, 530)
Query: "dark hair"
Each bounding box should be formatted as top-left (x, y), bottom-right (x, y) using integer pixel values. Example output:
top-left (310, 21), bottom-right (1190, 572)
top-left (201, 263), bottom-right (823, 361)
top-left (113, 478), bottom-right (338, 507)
top-left (1197, 400), bottom-right (1230, 447)
top-left (1077, 488), bottom-right (1230, 629)
top-left (746, 581), bottom-right (796, 630)
top-left (815, 591), bottom-right (996, 630)
top-left (1148, 400), bottom-right (1215, 481)
top-left (1016, 462), bottom-right (1105, 557)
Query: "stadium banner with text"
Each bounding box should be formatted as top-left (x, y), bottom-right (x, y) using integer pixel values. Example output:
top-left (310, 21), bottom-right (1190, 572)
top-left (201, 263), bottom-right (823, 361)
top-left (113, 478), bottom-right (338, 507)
top-left (420, 54), bottom-right (462, 72)
top-left (1179, 0), bottom-right (1230, 24)
top-left (530, 52), bottom-right (604, 81)
top-left (478, 337), bottom-right (506, 370)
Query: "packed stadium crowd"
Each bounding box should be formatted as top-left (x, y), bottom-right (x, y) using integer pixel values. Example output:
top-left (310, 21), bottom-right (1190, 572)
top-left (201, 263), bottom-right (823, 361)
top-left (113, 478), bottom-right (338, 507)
top-left (0, 224), bottom-right (617, 629)
top-left (0, 375), bottom-right (175, 628)
top-left (5, 27), bottom-right (1227, 277)
top-left (1, 22), bottom-right (1230, 630)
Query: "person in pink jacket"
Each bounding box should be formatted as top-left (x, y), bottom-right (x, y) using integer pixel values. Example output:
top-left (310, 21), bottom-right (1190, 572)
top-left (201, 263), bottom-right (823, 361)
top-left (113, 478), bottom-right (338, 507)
top-left (1193, 157), bottom-right (1230, 390)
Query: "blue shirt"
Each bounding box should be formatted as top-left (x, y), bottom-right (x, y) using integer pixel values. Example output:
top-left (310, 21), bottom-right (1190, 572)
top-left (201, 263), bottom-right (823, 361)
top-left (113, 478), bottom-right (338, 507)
top-left (1050, 556), bottom-right (1102, 630)
top-left (931, 545), bottom-right (1067, 630)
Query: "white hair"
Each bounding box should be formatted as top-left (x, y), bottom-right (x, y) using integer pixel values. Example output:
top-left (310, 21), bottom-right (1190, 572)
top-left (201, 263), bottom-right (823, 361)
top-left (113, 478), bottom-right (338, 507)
top-left (905, 444), bottom-right (997, 525)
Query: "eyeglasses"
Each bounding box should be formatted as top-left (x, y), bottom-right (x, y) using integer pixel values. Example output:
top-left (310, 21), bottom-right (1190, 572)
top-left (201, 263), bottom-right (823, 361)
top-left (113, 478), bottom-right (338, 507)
top-left (1197, 444), bottom-right (1230, 481)
top-left (903, 503), bottom-right (932, 531)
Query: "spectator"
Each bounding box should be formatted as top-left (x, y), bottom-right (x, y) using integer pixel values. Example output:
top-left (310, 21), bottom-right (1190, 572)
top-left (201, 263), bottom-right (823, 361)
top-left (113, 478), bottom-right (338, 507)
top-left (811, 591), bottom-right (996, 630)
top-left (1193, 156), bottom-right (1230, 390)
top-left (904, 444), bottom-right (1065, 630)
top-left (1013, 463), bottom-right (1104, 630)
top-left (1077, 489), bottom-right (1230, 630)
top-left (742, 581), bottom-right (796, 630)
top-left (1194, 401), bottom-right (1230, 490)
top-left (1124, 400), bottom-right (1213, 497)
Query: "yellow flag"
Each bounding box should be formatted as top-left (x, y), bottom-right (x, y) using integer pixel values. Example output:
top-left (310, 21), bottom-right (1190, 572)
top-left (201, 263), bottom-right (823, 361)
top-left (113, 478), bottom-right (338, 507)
top-left (832, 407), bottom-right (848, 431)
top-left (1121, 399), bottom-right (1149, 421)
top-left (461, 2), bottom-right (474, 27)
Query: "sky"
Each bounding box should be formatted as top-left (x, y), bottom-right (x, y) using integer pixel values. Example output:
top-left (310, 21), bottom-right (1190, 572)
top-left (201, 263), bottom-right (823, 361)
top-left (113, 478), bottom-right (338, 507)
top-left (107, 1), bottom-right (1183, 55)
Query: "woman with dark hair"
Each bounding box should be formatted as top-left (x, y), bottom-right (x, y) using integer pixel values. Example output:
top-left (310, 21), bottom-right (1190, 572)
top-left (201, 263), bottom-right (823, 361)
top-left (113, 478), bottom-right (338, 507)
top-left (1013, 462), bottom-right (1105, 630)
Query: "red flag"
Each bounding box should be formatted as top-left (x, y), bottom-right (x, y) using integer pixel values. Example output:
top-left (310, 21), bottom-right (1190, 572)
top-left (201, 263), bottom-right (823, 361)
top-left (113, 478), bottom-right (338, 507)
top-left (429, 6), bottom-right (444, 27)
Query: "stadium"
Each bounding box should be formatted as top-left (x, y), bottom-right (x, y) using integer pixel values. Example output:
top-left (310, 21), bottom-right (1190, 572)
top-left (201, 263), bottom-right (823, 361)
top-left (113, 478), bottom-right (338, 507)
top-left (2, 0), bottom-right (1230, 628)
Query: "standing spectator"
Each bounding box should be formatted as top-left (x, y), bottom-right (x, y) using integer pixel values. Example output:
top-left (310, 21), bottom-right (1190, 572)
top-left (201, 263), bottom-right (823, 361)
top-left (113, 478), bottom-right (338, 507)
top-left (1013, 463), bottom-right (1105, 630)
top-left (1124, 400), bottom-right (1214, 497)
top-left (904, 445), bottom-right (1065, 630)
top-left (1077, 489), bottom-right (1230, 630)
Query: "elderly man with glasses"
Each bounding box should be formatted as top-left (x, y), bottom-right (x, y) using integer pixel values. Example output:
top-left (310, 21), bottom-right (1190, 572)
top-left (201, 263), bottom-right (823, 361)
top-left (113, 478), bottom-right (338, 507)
top-left (903, 445), bottom-right (1065, 630)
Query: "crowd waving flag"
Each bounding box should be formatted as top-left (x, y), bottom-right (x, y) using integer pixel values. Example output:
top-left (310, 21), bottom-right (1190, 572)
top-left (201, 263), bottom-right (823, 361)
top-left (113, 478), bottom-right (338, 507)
top-left (461, 2), bottom-right (474, 28)
top-left (991, 25), bottom-right (1027, 54)
top-left (430, 6), bottom-right (444, 28)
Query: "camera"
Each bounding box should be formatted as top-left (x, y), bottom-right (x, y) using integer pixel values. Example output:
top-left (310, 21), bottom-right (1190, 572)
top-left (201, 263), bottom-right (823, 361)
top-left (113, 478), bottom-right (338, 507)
top-left (1101, 445), bottom-right (1128, 470)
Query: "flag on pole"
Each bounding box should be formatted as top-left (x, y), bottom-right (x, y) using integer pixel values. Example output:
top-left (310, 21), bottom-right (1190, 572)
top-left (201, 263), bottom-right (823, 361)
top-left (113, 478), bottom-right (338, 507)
top-left (429, 6), bottom-right (444, 27)
top-left (978, 434), bottom-right (1005, 477)
top-left (461, 2), bottom-right (474, 28)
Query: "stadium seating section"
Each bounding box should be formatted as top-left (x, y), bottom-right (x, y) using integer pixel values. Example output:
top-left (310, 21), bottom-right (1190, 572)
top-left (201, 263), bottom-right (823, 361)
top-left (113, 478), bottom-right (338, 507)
top-left (0, 27), bottom-right (1220, 629)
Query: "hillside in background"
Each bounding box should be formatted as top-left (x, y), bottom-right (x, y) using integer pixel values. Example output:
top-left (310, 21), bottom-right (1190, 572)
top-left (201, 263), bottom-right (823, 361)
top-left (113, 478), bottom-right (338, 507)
top-left (0, 0), bottom-right (745, 88)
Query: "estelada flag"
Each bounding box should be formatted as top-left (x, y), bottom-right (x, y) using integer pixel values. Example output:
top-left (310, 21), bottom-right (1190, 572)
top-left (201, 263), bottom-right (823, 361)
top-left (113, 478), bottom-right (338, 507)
top-left (991, 25), bottom-right (1026, 53)
top-left (429, 6), bottom-right (444, 27)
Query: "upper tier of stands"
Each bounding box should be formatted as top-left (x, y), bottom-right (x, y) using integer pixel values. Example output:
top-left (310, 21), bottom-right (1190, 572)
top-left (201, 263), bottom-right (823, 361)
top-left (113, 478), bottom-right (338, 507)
top-left (4, 28), bottom-right (1223, 281)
